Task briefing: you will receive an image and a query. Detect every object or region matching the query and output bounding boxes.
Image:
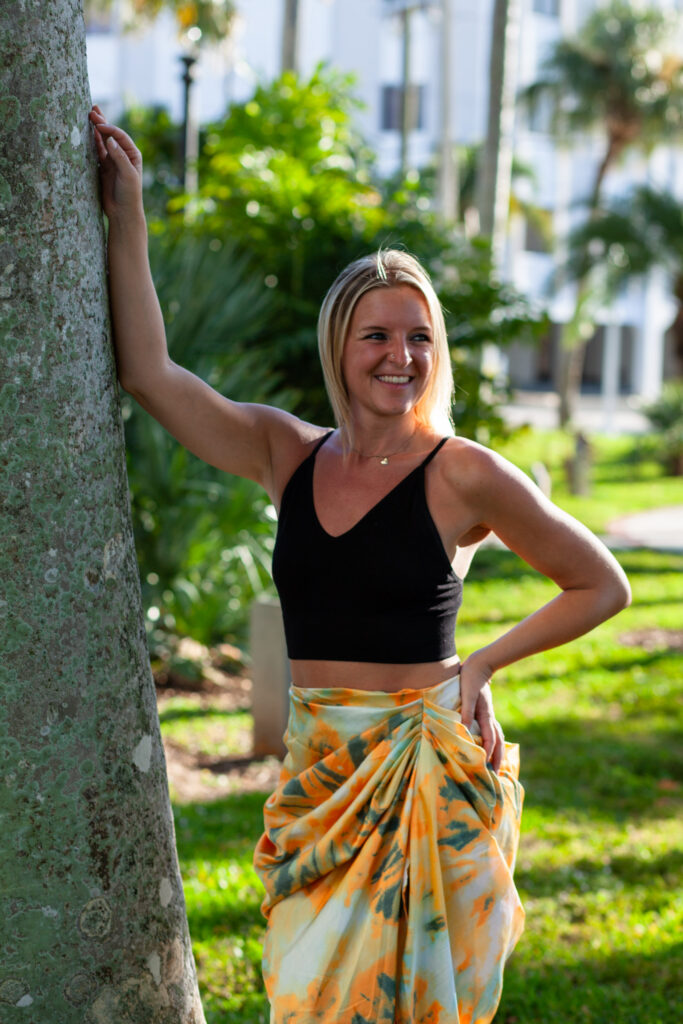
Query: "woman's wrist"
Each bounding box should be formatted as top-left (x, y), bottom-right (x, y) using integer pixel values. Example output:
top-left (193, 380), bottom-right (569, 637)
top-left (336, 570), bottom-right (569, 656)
top-left (107, 205), bottom-right (147, 236)
top-left (462, 649), bottom-right (496, 681)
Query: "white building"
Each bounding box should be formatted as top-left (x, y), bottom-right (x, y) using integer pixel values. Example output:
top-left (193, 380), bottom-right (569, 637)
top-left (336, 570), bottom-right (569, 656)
top-left (87, 0), bottom-right (683, 412)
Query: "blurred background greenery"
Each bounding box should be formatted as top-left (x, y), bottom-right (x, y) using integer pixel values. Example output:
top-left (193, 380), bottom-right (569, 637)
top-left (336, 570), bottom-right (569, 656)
top-left (121, 60), bottom-right (682, 653)
top-left (121, 65), bottom-right (552, 650)
top-left (85, 0), bottom-right (683, 655)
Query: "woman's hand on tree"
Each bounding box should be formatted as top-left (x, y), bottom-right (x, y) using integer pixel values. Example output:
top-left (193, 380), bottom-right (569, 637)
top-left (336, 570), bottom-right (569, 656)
top-left (88, 106), bottom-right (144, 222)
top-left (459, 654), bottom-right (505, 773)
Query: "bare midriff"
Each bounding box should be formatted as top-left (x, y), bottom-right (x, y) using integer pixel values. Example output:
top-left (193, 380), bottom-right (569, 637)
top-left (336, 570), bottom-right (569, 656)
top-left (289, 655), bottom-right (461, 692)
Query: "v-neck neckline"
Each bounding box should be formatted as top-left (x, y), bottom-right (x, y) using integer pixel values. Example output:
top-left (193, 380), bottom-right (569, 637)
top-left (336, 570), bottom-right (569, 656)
top-left (311, 436), bottom-right (442, 540)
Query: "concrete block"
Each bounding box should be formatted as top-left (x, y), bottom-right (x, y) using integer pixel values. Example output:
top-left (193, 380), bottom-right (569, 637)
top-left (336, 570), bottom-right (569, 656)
top-left (250, 597), bottom-right (291, 759)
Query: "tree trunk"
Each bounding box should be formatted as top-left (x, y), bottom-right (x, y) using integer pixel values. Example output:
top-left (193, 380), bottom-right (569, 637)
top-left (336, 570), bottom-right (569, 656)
top-left (436, 0), bottom-right (458, 222)
top-left (281, 0), bottom-right (300, 73)
top-left (557, 343), bottom-right (587, 428)
top-left (477, 0), bottom-right (521, 267)
top-left (0, 3), bottom-right (205, 1021)
top-left (556, 137), bottom-right (622, 427)
top-left (476, 0), bottom-right (521, 388)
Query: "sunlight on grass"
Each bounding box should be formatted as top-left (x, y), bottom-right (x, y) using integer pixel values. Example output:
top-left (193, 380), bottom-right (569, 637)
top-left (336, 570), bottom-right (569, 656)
top-left (496, 429), bottom-right (682, 534)
top-left (160, 700), bottom-right (253, 757)
top-left (164, 433), bottom-right (683, 1024)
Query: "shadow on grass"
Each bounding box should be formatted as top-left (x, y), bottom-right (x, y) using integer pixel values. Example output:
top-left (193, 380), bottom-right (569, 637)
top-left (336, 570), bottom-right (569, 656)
top-left (174, 791), bottom-right (267, 860)
top-left (514, 716), bottom-right (683, 821)
top-left (501, 647), bottom-right (681, 684)
top-left (201, 991), bottom-right (269, 1024)
top-left (187, 893), bottom-right (264, 939)
top-left (515, 845), bottom-right (683, 899)
top-left (159, 705), bottom-right (249, 726)
top-left (496, 940), bottom-right (683, 1024)
top-left (468, 547), bottom-right (683, 585)
top-left (594, 648), bottom-right (682, 671)
top-left (622, 596), bottom-right (683, 609)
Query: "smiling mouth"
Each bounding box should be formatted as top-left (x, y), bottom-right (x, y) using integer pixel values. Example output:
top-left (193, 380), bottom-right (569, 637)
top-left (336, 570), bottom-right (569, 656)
top-left (376, 375), bottom-right (413, 384)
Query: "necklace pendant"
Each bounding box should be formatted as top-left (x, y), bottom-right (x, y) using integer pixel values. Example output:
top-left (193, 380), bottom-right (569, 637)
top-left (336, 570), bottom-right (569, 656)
top-left (380, 456), bottom-right (389, 466)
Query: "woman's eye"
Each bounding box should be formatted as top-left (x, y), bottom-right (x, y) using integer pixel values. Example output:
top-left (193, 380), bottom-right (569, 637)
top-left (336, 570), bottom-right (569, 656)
top-left (411, 333), bottom-right (431, 343)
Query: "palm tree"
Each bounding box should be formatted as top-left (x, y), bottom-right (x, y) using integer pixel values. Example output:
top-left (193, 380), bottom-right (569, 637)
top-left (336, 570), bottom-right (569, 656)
top-left (478, 0), bottom-right (522, 266)
top-left (521, 0), bottom-right (683, 426)
top-left (85, 0), bottom-right (235, 42)
top-left (566, 185), bottom-right (683, 374)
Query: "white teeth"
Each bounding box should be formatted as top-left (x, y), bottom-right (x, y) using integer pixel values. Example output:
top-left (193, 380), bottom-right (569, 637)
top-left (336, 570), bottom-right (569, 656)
top-left (377, 375), bottom-right (411, 384)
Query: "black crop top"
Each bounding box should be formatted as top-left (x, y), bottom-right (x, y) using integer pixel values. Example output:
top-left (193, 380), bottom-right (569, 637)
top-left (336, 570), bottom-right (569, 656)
top-left (271, 432), bottom-right (462, 663)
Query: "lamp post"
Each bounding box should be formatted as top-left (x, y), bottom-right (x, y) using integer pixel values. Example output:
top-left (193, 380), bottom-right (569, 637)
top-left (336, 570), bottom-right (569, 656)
top-left (179, 50), bottom-right (199, 193)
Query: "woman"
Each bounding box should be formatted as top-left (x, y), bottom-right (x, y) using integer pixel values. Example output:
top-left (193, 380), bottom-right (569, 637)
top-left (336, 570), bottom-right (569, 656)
top-left (90, 107), bottom-right (631, 1024)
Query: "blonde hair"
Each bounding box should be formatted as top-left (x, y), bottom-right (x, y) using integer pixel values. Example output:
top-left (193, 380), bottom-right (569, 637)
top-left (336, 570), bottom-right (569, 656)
top-left (317, 250), bottom-right (455, 441)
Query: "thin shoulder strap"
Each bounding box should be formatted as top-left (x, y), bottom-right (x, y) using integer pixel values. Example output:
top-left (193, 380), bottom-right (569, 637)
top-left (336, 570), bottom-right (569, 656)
top-left (312, 430), bottom-right (334, 456)
top-left (279, 430), bottom-right (335, 510)
top-left (420, 437), bottom-right (449, 469)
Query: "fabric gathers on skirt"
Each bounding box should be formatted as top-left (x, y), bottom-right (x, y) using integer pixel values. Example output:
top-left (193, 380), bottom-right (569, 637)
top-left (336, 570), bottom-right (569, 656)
top-left (253, 673), bottom-right (525, 1024)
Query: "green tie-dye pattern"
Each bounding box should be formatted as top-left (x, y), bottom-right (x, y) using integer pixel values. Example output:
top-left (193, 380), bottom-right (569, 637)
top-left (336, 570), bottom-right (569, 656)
top-left (438, 818), bottom-right (482, 852)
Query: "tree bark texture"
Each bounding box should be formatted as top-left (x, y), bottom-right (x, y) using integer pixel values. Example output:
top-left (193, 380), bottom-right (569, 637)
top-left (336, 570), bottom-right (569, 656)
top-left (0, 3), bottom-right (205, 1022)
top-left (556, 138), bottom-right (623, 427)
top-left (477, 0), bottom-right (521, 268)
top-left (281, 0), bottom-right (300, 73)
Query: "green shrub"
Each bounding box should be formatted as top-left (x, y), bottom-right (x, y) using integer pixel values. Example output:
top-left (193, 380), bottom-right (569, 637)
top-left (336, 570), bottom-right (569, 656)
top-left (124, 235), bottom-right (279, 648)
top-left (642, 381), bottom-right (683, 475)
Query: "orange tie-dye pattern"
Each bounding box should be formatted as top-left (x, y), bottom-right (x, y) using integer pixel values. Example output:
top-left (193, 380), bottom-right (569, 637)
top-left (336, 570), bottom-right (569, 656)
top-left (254, 673), bottom-right (524, 1024)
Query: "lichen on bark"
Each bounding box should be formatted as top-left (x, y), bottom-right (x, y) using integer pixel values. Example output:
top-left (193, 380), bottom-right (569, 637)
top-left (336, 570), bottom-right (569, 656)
top-left (0, 2), bottom-right (205, 1021)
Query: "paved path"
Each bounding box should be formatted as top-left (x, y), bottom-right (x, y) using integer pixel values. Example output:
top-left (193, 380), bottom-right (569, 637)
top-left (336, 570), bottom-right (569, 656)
top-left (503, 390), bottom-right (649, 434)
top-left (482, 505), bottom-right (683, 554)
top-left (604, 506), bottom-right (683, 553)
top-left (502, 391), bottom-right (682, 553)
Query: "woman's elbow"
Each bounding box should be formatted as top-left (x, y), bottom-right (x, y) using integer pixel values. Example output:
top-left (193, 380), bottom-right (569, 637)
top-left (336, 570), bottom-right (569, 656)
top-left (602, 568), bottom-right (632, 617)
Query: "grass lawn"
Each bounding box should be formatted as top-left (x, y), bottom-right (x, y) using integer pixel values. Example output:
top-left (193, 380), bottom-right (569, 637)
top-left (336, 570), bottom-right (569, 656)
top-left (165, 434), bottom-right (683, 1024)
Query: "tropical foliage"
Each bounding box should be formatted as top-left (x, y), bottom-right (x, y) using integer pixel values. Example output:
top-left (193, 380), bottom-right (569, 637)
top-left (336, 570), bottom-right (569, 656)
top-left (150, 68), bottom-right (546, 430)
top-left (642, 382), bottom-right (683, 476)
top-left (563, 184), bottom-right (683, 474)
top-left (521, 0), bottom-right (683, 425)
top-left (566, 184), bottom-right (683, 325)
top-left (119, 68), bottom-right (547, 647)
top-left (85, 0), bottom-right (235, 41)
top-left (124, 235), bottom-right (279, 647)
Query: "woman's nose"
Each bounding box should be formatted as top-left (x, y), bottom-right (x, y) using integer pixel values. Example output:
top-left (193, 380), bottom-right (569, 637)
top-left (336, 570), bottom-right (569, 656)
top-left (388, 336), bottom-right (410, 365)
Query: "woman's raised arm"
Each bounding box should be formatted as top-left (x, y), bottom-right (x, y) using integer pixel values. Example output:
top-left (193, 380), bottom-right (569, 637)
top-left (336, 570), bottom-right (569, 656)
top-left (88, 107), bottom-right (310, 497)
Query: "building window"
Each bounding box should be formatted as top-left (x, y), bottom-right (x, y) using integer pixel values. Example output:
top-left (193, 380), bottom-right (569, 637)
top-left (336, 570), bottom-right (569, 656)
top-left (528, 91), bottom-right (553, 133)
top-left (533, 0), bottom-right (559, 15)
top-left (381, 84), bottom-right (426, 132)
top-left (524, 216), bottom-right (551, 254)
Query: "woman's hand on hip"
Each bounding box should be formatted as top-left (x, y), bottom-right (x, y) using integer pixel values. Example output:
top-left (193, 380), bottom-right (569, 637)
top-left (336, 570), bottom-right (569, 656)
top-left (459, 654), bottom-right (505, 773)
top-left (88, 106), bottom-right (144, 222)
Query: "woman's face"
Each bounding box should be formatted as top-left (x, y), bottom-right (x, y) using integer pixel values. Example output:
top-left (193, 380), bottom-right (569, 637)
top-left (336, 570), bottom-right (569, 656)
top-left (341, 285), bottom-right (434, 424)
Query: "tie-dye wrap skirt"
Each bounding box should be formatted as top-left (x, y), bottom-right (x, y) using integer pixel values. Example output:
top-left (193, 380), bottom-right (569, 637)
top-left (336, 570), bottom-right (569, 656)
top-left (253, 673), bottom-right (524, 1024)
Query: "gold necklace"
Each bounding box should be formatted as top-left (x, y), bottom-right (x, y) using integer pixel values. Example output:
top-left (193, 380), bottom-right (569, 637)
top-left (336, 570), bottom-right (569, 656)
top-left (350, 432), bottom-right (416, 466)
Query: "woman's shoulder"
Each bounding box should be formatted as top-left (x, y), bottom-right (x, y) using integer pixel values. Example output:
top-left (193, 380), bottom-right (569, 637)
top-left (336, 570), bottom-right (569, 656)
top-left (439, 435), bottom-right (510, 476)
top-left (266, 411), bottom-right (333, 504)
top-left (436, 435), bottom-right (529, 504)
